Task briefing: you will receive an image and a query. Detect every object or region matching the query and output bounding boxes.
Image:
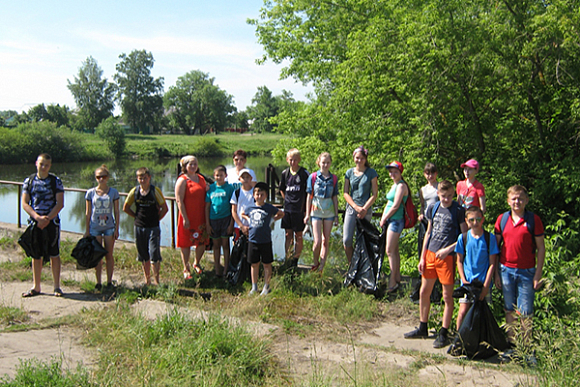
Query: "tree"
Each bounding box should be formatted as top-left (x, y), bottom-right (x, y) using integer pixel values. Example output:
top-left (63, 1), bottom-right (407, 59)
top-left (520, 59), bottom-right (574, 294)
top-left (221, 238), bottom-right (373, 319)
top-left (95, 117), bottom-right (126, 158)
top-left (164, 70), bottom-right (235, 135)
top-left (27, 104), bottom-right (70, 127)
top-left (247, 86), bottom-right (279, 133)
top-left (114, 50), bottom-right (164, 134)
top-left (67, 56), bottom-right (115, 132)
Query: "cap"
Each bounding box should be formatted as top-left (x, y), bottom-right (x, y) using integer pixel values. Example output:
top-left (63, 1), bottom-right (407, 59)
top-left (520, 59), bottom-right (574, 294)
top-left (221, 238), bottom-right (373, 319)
top-left (385, 161), bottom-right (403, 173)
top-left (238, 168), bottom-right (252, 177)
top-left (460, 159), bottom-right (480, 170)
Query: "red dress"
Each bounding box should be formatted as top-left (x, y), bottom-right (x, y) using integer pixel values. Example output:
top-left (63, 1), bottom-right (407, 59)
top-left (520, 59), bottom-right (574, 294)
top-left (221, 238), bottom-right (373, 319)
top-left (176, 174), bottom-right (208, 248)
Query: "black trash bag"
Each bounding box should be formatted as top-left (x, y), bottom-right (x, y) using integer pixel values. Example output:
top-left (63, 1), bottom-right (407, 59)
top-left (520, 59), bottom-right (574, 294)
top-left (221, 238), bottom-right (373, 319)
top-left (410, 278), bottom-right (443, 304)
top-left (18, 221), bottom-right (50, 262)
top-left (71, 236), bottom-right (108, 270)
top-left (452, 279), bottom-right (484, 301)
top-left (226, 234), bottom-right (250, 286)
top-left (344, 218), bottom-right (386, 294)
top-left (448, 299), bottom-right (509, 359)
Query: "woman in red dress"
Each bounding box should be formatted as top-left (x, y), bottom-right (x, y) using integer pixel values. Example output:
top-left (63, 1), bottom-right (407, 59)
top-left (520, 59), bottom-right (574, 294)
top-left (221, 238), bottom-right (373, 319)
top-left (175, 155), bottom-right (209, 279)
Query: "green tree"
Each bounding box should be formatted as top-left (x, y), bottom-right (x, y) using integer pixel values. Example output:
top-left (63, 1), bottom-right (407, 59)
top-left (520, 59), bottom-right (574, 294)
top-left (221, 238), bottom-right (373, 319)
top-left (247, 86), bottom-right (280, 133)
top-left (164, 70), bottom-right (235, 135)
top-left (114, 50), bottom-right (164, 134)
top-left (67, 56), bottom-right (115, 132)
top-left (95, 117), bottom-right (126, 158)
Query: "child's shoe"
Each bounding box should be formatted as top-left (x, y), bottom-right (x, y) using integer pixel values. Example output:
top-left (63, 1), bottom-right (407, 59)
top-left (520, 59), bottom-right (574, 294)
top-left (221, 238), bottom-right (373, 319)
top-left (260, 285), bottom-right (270, 296)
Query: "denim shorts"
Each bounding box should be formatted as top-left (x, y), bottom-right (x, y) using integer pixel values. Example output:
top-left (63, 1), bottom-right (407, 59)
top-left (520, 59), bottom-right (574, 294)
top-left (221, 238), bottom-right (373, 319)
top-left (89, 227), bottom-right (115, 237)
top-left (499, 264), bottom-right (536, 315)
top-left (385, 218), bottom-right (404, 234)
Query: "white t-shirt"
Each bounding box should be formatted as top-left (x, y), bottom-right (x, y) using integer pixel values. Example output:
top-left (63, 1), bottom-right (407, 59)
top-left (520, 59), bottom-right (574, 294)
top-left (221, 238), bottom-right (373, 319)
top-left (226, 167), bottom-right (257, 185)
top-left (230, 186), bottom-right (255, 228)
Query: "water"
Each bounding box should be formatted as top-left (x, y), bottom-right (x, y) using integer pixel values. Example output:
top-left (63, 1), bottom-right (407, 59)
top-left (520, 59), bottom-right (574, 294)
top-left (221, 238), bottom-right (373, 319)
top-left (0, 156), bottom-right (290, 258)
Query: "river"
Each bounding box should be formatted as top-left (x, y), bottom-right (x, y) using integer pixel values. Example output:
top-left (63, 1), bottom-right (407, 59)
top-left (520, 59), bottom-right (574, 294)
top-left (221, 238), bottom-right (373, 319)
top-left (0, 156), bottom-right (290, 258)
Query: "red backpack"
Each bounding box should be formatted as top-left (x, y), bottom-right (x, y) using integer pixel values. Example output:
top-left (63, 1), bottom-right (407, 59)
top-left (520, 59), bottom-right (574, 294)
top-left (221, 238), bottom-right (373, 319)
top-left (402, 181), bottom-right (418, 229)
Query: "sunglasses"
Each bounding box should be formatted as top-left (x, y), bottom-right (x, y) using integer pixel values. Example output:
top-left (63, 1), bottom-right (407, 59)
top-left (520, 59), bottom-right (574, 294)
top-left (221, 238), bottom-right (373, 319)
top-left (467, 217), bottom-right (482, 223)
top-left (95, 175), bottom-right (108, 179)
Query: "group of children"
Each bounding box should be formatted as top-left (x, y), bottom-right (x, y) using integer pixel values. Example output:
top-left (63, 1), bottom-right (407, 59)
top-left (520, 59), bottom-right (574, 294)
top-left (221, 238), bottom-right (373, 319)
top-left (20, 151), bottom-right (546, 358)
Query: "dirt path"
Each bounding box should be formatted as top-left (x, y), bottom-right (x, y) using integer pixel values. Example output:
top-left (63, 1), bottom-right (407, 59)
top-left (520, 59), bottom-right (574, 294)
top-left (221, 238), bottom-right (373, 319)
top-left (0, 224), bottom-right (531, 385)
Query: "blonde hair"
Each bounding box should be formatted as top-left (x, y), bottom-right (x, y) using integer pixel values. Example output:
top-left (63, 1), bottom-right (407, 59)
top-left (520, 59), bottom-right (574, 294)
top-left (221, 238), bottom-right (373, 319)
top-left (316, 152), bottom-right (332, 167)
top-left (507, 185), bottom-right (529, 199)
top-left (95, 164), bottom-right (109, 177)
top-left (180, 155), bottom-right (198, 173)
top-left (286, 148), bottom-right (301, 159)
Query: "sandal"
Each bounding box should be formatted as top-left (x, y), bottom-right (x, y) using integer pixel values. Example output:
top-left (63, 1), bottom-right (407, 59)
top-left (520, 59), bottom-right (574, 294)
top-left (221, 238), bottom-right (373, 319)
top-left (183, 270), bottom-right (192, 280)
top-left (22, 289), bottom-right (41, 298)
top-left (310, 263), bottom-right (320, 272)
top-left (387, 283), bottom-right (400, 294)
top-left (54, 288), bottom-right (63, 297)
top-left (193, 264), bottom-right (203, 275)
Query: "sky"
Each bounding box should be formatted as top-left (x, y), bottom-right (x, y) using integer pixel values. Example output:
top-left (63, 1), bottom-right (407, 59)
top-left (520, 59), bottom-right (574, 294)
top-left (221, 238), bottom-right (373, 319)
top-left (0, 0), bottom-right (312, 114)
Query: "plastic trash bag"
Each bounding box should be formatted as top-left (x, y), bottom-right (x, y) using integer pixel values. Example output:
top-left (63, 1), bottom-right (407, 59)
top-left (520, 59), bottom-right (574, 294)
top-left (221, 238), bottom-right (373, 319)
top-left (71, 236), bottom-right (108, 270)
top-left (448, 298), bottom-right (509, 359)
top-left (18, 221), bottom-right (50, 262)
top-left (226, 234), bottom-right (250, 286)
top-left (344, 218), bottom-right (386, 294)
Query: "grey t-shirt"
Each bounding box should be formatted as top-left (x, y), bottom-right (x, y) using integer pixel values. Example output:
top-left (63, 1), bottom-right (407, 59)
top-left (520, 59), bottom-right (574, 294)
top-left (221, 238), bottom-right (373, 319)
top-left (85, 187), bottom-right (120, 233)
top-left (345, 167), bottom-right (378, 207)
top-left (426, 201), bottom-right (465, 253)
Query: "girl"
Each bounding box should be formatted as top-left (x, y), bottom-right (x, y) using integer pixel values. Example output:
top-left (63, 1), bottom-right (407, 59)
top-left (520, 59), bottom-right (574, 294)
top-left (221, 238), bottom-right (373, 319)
top-left (418, 163), bottom-right (439, 259)
top-left (343, 146), bottom-right (378, 264)
top-left (85, 165), bottom-right (120, 290)
top-left (304, 152), bottom-right (339, 272)
top-left (380, 161), bottom-right (408, 292)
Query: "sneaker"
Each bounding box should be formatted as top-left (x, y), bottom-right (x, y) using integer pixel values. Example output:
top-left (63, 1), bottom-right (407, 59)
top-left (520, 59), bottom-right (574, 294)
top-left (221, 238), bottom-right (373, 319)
top-left (95, 283), bottom-right (102, 291)
top-left (249, 288), bottom-right (258, 296)
top-left (433, 333), bottom-right (451, 349)
top-left (260, 286), bottom-right (270, 296)
top-left (404, 327), bottom-right (428, 339)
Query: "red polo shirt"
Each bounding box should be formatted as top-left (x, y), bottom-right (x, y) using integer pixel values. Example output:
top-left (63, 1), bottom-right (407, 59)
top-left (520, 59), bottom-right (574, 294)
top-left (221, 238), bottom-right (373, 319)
top-left (494, 212), bottom-right (544, 269)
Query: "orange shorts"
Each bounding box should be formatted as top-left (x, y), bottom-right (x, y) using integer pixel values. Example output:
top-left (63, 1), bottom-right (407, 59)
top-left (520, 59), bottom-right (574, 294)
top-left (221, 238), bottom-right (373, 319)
top-left (422, 250), bottom-right (455, 285)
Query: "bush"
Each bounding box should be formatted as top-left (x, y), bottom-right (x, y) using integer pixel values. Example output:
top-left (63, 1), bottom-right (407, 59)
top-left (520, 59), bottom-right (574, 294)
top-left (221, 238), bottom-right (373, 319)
top-left (95, 117), bottom-right (126, 158)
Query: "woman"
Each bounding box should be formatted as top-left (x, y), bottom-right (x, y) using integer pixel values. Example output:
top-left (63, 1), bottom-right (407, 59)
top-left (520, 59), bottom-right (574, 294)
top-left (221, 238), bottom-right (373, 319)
top-left (380, 161), bottom-right (409, 293)
top-left (85, 165), bottom-right (120, 290)
top-left (226, 149), bottom-right (257, 186)
top-left (175, 155), bottom-right (209, 279)
top-left (343, 146), bottom-right (378, 264)
top-left (304, 152), bottom-right (339, 272)
top-left (418, 162), bottom-right (439, 259)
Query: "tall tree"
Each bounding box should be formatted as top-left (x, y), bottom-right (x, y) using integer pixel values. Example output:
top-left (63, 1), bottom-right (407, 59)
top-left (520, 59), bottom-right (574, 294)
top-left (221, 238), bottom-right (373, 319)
top-left (67, 56), bottom-right (115, 132)
top-left (114, 50), bottom-right (164, 134)
top-left (164, 70), bottom-right (235, 134)
top-left (248, 86), bottom-right (279, 133)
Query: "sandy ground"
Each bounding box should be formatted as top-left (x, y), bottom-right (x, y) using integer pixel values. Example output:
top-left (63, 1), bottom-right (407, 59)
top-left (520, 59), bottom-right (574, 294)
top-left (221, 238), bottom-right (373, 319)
top-left (0, 223), bottom-right (532, 385)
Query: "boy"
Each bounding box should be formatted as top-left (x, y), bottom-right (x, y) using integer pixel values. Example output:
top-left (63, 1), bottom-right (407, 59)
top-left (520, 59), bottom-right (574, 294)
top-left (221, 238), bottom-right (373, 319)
top-left (227, 149), bottom-right (257, 185)
top-left (21, 153), bottom-right (65, 297)
top-left (123, 167), bottom-right (169, 286)
top-left (494, 185), bottom-right (545, 350)
top-left (205, 165), bottom-right (236, 277)
top-left (456, 158), bottom-right (486, 212)
top-left (455, 206), bottom-right (499, 329)
top-left (404, 180), bottom-right (467, 348)
top-left (230, 169), bottom-right (255, 239)
top-left (242, 182), bottom-right (284, 295)
top-left (279, 148), bottom-right (309, 267)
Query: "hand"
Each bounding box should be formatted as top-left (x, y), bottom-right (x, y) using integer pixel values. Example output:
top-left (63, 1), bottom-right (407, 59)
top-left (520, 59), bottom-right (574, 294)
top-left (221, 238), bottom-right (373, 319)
top-left (83, 232), bottom-right (90, 238)
top-left (206, 224), bottom-right (213, 236)
top-left (227, 225), bottom-right (234, 235)
top-left (495, 273), bottom-right (502, 290)
top-left (114, 229), bottom-right (119, 240)
top-left (183, 219), bottom-right (190, 229)
top-left (333, 217), bottom-right (339, 227)
top-left (357, 207), bottom-right (368, 219)
top-left (303, 214), bottom-right (310, 225)
top-left (418, 260), bottom-right (425, 275)
top-left (479, 286), bottom-right (489, 301)
top-left (418, 214), bottom-right (424, 222)
top-left (36, 216), bottom-right (50, 230)
top-left (241, 225), bottom-right (249, 235)
top-left (435, 247), bottom-right (448, 259)
top-left (533, 276), bottom-right (544, 291)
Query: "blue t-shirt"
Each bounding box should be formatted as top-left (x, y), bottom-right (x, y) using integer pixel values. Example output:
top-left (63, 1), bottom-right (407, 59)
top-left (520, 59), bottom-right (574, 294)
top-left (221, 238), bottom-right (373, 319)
top-left (206, 182), bottom-right (236, 220)
top-left (345, 168), bottom-right (378, 207)
top-left (85, 187), bottom-right (120, 232)
top-left (244, 203), bottom-right (279, 244)
top-left (455, 230), bottom-right (500, 285)
top-left (22, 174), bottom-right (64, 217)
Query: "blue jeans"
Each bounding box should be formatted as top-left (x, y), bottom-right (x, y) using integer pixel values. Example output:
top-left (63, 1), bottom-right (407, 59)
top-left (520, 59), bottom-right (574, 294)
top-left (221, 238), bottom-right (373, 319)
top-left (499, 264), bottom-right (536, 315)
top-left (385, 218), bottom-right (404, 233)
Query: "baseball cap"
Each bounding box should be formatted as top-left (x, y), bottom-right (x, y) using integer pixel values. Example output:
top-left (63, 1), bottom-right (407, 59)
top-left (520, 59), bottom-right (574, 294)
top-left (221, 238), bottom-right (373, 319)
top-left (460, 159), bottom-right (480, 170)
top-left (385, 161), bottom-right (404, 173)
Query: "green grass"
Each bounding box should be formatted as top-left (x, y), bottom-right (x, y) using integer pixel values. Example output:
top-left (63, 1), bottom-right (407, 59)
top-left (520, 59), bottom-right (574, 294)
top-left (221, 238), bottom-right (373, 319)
top-left (0, 359), bottom-right (95, 387)
top-left (0, 305), bottom-right (28, 327)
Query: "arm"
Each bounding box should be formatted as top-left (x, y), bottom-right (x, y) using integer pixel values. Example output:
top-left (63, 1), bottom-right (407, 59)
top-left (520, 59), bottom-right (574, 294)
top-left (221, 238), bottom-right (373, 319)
top-left (231, 204), bottom-right (248, 235)
top-left (533, 235), bottom-right (545, 290)
top-left (304, 194), bottom-right (313, 224)
top-left (342, 177), bottom-right (359, 211)
top-left (418, 220), bottom-right (432, 274)
top-left (274, 209), bottom-right (284, 221)
top-left (494, 234), bottom-right (503, 289)
top-left (205, 202), bottom-right (212, 235)
top-left (418, 188), bottom-right (425, 222)
top-left (113, 198), bottom-right (120, 239)
top-left (479, 196), bottom-right (487, 214)
top-left (481, 253), bottom-right (497, 300)
top-left (332, 194), bottom-right (339, 226)
top-left (456, 252), bottom-right (468, 285)
top-left (359, 176), bottom-right (379, 219)
top-left (175, 179), bottom-right (190, 229)
top-left (158, 201), bottom-right (169, 221)
top-left (85, 199), bottom-right (92, 237)
top-left (123, 194), bottom-right (136, 218)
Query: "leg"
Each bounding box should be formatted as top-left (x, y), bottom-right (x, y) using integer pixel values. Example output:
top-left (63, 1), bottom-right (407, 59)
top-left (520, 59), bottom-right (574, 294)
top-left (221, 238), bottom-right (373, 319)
top-left (419, 277), bottom-right (436, 323)
top-left (456, 302), bottom-right (472, 330)
top-left (142, 261), bottom-right (151, 285)
top-left (50, 256), bottom-right (61, 290)
top-left (102, 234), bottom-right (115, 284)
top-left (152, 262), bottom-right (161, 285)
top-left (213, 240), bottom-right (222, 276)
top-left (294, 231), bottom-right (303, 260)
top-left (94, 235), bottom-right (104, 285)
top-left (251, 263), bottom-right (260, 285)
top-left (441, 284), bottom-right (455, 329)
top-left (194, 244), bottom-right (205, 267)
top-left (343, 207), bottom-right (356, 264)
top-left (180, 248), bottom-right (191, 274)
top-left (285, 229), bottom-right (295, 259)
top-left (311, 220), bottom-right (323, 266)
top-left (32, 258), bottom-right (43, 292)
top-left (319, 219), bottom-right (334, 270)
top-left (386, 228), bottom-right (402, 288)
top-left (263, 263), bottom-right (272, 287)
top-left (222, 238), bottom-right (230, 276)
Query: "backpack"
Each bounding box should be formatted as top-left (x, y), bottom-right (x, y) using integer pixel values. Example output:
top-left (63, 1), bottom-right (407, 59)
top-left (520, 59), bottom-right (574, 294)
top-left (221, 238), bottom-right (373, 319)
top-left (461, 230), bottom-right (491, 259)
top-left (430, 201), bottom-right (461, 237)
top-left (27, 173), bottom-right (58, 197)
top-left (401, 180), bottom-right (418, 229)
top-left (310, 172), bottom-right (338, 196)
top-left (498, 210), bottom-right (536, 251)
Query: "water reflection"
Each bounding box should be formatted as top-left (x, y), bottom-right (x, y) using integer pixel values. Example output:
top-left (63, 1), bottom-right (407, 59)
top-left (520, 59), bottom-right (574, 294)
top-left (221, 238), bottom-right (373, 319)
top-left (0, 157), bottom-right (288, 258)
